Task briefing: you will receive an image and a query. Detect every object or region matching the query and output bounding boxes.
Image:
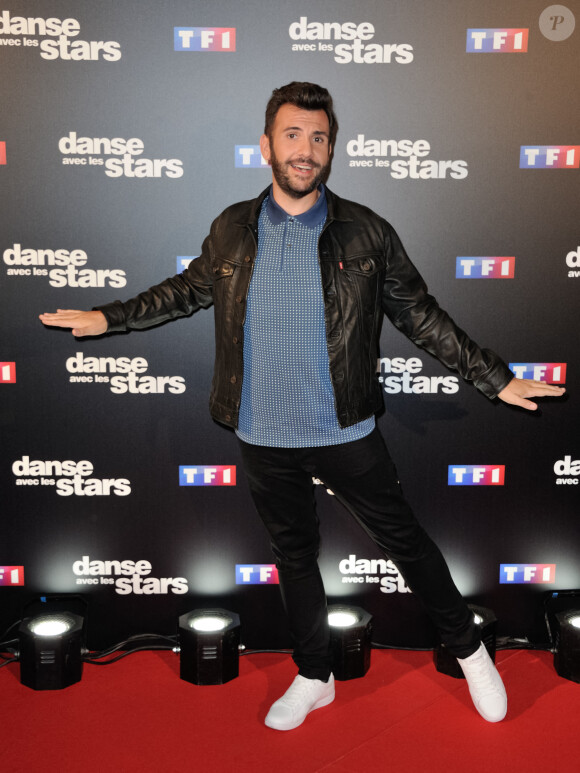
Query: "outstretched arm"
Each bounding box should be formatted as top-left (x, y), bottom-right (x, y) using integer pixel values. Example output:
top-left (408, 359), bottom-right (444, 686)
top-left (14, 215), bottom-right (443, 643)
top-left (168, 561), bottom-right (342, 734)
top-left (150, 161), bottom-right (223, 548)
top-left (498, 377), bottom-right (565, 411)
top-left (39, 309), bottom-right (108, 337)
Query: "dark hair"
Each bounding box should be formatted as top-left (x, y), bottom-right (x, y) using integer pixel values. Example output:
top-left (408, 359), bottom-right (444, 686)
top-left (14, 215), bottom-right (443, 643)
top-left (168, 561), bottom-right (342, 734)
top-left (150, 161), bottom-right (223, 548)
top-left (264, 82), bottom-right (338, 146)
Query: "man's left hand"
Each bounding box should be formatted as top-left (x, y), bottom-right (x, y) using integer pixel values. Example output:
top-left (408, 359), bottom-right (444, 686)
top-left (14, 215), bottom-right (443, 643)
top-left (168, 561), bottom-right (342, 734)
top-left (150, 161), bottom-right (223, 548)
top-left (498, 377), bottom-right (566, 411)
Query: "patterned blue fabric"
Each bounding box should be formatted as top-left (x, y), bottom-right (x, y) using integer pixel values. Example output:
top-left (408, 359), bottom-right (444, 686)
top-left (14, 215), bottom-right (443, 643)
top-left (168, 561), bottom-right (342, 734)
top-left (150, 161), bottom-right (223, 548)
top-left (236, 186), bottom-right (375, 447)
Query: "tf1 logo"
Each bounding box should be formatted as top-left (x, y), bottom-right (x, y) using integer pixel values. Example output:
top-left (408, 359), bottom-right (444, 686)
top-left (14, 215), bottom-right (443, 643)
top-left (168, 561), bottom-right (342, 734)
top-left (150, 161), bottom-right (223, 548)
top-left (177, 256), bottom-right (196, 272)
top-left (1, 362), bottom-right (16, 383)
top-left (509, 363), bottom-right (567, 384)
top-left (520, 146), bottom-right (580, 169)
top-left (500, 564), bottom-right (556, 584)
top-left (174, 27), bottom-right (236, 52)
top-left (235, 146), bottom-right (269, 168)
top-left (179, 466), bottom-right (236, 486)
top-left (466, 28), bottom-right (528, 52)
top-left (236, 564), bottom-right (279, 584)
top-left (0, 566), bottom-right (25, 586)
top-left (448, 465), bottom-right (505, 485)
top-left (456, 257), bottom-right (515, 278)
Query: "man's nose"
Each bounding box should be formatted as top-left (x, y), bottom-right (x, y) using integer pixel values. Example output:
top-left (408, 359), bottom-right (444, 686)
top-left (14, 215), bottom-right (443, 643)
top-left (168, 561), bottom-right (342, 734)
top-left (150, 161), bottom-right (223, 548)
top-left (296, 135), bottom-right (312, 157)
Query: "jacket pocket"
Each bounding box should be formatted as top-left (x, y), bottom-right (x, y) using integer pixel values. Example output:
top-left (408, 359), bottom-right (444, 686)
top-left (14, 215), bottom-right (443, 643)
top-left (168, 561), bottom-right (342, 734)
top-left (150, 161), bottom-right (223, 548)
top-left (341, 254), bottom-right (381, 277)
top-left (339, 253), bottom-right (383, 313)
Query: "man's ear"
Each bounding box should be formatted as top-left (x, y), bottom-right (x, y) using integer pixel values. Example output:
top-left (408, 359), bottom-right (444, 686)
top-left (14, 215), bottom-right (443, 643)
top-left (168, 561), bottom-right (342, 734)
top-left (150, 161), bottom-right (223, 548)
top-left (260, 133), bottom-right (271, 165)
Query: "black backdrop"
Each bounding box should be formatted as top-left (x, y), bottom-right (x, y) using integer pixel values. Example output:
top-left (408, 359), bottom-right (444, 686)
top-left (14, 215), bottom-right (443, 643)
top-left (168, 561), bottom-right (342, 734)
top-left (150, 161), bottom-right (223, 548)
top-left (1, 0), bottom-right (578, 650)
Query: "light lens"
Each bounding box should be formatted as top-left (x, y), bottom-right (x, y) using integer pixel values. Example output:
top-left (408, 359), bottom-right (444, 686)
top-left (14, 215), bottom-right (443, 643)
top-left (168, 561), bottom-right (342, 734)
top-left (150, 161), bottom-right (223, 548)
top-left (328, 611), bottom-right (358, 628)
top-left (29, 615), bottom-right (72, 637)
top-left (569, 615), bottom-right (580, 629)
top-left (190, 616), bottom-right (230, 632)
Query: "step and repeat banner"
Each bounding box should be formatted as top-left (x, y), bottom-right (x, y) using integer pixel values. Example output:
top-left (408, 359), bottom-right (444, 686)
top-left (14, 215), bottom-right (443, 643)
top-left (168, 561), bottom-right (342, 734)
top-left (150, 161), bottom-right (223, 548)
top-left (1, 1), bottom-right (578, 650)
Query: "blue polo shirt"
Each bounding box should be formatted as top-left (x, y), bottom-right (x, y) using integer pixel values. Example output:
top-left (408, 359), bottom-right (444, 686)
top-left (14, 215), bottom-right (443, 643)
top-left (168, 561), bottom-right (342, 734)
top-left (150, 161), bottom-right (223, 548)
top-left (236, 186), bottom-right (375, 448)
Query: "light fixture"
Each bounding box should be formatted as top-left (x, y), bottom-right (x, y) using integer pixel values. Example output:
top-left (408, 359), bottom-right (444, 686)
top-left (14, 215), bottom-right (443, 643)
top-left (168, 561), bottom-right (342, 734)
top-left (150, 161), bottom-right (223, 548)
top-left (544, 590), bottom-right (580, 683)
top-left (434, 604), bottom-right (497, 678)
top-left (178, 608), bottom-right (240, 685)
top-left (18, 611), bottom-right (85, 690)
top-left (327, 604), bottom-right (373, 681)
top-left (552, 609), bottom-right (580, 683)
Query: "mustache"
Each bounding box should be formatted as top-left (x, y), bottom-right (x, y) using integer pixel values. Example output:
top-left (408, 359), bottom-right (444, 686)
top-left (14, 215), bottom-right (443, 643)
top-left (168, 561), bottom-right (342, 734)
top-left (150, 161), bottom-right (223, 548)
top-left (286, 157), bottom-right (322, 169)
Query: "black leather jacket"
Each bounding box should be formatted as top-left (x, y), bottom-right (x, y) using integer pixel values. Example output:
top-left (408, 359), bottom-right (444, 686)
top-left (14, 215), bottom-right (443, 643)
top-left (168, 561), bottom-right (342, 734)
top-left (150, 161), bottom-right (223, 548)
top-left (97, 186), bottom-right (513, 429)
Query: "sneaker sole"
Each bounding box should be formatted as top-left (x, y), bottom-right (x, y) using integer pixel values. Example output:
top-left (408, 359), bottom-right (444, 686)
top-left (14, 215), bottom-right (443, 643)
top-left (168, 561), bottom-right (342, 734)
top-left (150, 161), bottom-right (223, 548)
top-left (264, 691), bottom-right (335, 731)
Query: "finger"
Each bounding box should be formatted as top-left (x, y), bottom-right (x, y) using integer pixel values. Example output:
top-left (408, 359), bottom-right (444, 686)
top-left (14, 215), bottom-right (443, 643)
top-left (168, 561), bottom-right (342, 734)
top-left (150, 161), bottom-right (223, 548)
top-left (520, 399), bottom-right (539, 411)
top-left (39, 310), bottom-right (84, 323)
top-left (504, 392), bottom-right (539, 410)
top-left (46, 310), bottom-right (82, 319)
top-left (40, 311), bottom-right (74, 319)
top-left (525, 380), bottom-right (565, 396)
top-left (39, 314), bottom-right (77, 328)
top-left (39, 315), bottom-right (69, 327)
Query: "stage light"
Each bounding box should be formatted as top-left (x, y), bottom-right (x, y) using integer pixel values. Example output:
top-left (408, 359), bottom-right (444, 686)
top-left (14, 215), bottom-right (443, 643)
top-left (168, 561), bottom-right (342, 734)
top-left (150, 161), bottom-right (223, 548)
top-left (18, 612), bottom-right (85, 691)
top-left (552, 609), bottom-right (580, 683)
top-left (178, 608), bottom-right (240, 685)
top-left (434, 604), bottom-right (497, 678)
top-left (327, 604), bottom-right (372, 681)
top-left (544, 590), bottom-right (580, 683)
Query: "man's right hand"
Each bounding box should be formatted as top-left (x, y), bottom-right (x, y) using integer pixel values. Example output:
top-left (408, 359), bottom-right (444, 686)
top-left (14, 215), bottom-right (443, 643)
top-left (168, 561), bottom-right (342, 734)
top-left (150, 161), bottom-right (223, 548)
top-left (39, 309), bottom-right (108, 337)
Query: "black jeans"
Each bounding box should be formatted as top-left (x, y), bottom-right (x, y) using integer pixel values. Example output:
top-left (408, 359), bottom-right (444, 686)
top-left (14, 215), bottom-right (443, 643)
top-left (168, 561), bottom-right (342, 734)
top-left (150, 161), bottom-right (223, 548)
top-left (239, 427), bottom-right (480, 680)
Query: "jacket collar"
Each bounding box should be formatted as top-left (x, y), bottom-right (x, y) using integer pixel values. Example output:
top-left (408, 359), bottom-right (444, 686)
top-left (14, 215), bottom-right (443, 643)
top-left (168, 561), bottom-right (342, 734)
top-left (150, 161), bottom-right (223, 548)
top-left (324, 187), bottom-right (354, 223)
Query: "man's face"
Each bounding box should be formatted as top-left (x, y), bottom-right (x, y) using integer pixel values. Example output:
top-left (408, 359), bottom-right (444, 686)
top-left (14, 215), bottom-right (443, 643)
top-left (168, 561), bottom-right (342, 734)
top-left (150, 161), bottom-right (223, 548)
top-left (260, 104), bottom-right (332, 199)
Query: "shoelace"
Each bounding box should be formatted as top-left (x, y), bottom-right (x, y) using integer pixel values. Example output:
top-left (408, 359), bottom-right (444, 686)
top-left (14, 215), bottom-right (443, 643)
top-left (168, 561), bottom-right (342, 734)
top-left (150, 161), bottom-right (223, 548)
top-left (281, 677), bottom-right (322, 708)
top-left (464, 653), bottom-right (500, 694)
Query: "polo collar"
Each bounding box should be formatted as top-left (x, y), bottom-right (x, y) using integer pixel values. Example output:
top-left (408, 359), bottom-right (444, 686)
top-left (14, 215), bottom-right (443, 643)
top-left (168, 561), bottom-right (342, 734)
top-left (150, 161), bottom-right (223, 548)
top-left (265, 185), bottom-right (327, 227)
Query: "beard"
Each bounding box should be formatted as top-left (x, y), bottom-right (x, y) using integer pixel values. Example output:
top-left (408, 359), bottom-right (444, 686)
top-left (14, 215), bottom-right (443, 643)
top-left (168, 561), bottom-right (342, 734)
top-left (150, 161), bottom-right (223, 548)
top-left (269, 145), bottom-right (330, 199)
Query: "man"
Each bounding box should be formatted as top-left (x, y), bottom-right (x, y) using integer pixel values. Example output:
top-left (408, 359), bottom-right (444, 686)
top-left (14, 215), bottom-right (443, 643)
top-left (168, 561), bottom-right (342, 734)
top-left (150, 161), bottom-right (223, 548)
top-left (40, 82), bottom-right (564, 730)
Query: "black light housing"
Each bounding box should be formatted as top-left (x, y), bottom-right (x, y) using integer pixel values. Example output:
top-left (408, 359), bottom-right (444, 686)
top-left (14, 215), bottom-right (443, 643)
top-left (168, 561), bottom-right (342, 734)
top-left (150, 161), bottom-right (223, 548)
top-left (18, 612), bottom-right (85, 690)
top-left (434, 604), bottom-right (497, 678)
top-left (178, 608), bottom-right (240, 685)
top-left (543, 590), bottom-right (580, 683)
top-left (552, 609), bottom-right (580, 683)
top-left (328, 604), bottom-right (373, 681)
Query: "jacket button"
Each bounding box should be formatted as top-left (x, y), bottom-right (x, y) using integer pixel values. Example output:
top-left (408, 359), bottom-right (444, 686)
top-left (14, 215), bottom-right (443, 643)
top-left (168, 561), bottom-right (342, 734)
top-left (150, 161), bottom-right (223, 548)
top-left (232, 336), bottom-right (238, 344)
top-left (225, 414), bottom-right (232, 422)
top-left (230, 375), bottom-right (237, 384)
top-left (236, 295), bottom-right (243, 303)
top-left (244, 255), bottom-right (251, 263)
top-left (361, 260), bottom-right (371, 271)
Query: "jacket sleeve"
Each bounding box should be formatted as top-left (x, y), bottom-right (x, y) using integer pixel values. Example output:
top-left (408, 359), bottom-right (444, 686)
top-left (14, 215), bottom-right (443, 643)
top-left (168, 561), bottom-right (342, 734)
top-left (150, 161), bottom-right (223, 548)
top-left (94, 233), bottom-right (216, 333)
top-left (381, 223), bottom-right (514, 399)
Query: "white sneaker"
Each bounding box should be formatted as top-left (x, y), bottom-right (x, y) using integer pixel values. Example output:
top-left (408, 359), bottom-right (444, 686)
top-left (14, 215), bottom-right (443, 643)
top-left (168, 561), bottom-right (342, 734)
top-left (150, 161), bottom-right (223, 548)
top-left (457, 642), bottom-right (507, 722)
top-left (265, 674), bottom-right (335, 731)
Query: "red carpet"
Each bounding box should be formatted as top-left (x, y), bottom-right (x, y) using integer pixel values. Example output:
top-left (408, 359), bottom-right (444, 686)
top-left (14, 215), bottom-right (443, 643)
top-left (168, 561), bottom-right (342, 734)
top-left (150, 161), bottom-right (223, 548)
top-left (1, 648), bottom-right (578, 772)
